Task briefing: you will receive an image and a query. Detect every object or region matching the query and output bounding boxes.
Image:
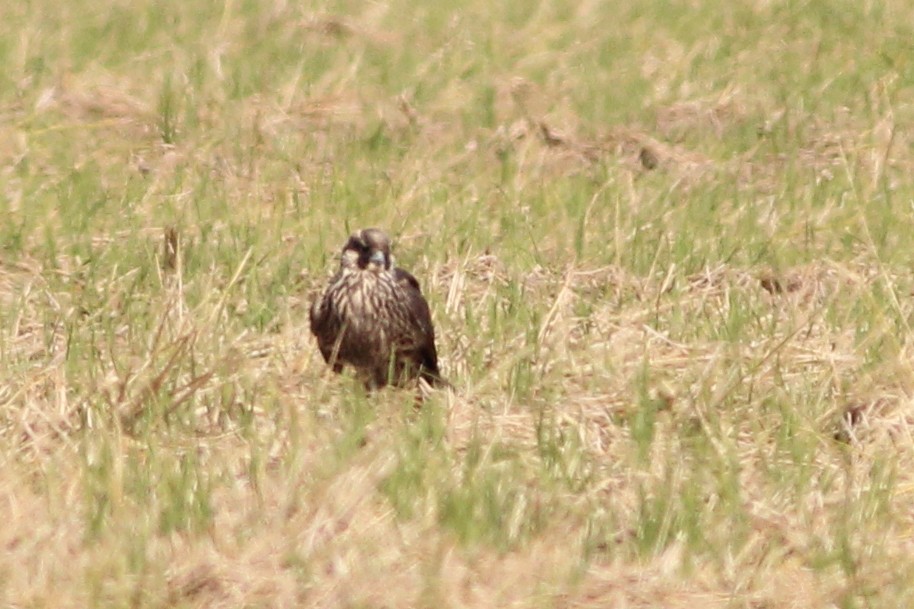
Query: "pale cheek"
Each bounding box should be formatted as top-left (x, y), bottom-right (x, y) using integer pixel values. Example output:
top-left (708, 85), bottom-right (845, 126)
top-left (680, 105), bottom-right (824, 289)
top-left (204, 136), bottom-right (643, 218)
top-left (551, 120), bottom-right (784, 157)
top-left (341, 251), bottom-right (359, 268)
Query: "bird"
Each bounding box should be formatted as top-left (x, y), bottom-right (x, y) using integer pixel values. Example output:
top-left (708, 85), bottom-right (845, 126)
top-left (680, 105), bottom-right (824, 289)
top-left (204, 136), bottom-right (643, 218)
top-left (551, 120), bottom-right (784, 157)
top-left (309, 228), bottom-right (445, 389)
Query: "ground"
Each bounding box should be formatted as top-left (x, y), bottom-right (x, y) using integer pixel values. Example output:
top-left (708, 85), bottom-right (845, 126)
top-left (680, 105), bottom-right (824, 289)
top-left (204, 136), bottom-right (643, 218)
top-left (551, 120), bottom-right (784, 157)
top-left (3, 1), bottom-right (914, 607)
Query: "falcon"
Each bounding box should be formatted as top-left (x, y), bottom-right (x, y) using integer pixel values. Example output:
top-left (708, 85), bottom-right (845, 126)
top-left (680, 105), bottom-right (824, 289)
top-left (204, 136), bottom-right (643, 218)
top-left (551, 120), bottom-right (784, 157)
top-left (309, 228), bottom-right (445, 389)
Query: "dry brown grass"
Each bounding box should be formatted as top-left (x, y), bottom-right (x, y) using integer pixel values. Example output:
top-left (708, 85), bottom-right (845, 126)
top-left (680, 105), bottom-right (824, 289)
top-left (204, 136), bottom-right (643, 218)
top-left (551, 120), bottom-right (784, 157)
top-left (5, 247), bottom-right (914, 607)
top-left (5, 0), bottom-right (914, 607)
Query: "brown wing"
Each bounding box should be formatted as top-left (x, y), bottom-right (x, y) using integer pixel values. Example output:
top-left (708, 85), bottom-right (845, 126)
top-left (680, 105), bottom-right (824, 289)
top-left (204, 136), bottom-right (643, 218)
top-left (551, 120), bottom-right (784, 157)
top-left (393, 267), bottom-right (444, 385)
top-left (309, 279), bottom-right (344, 372)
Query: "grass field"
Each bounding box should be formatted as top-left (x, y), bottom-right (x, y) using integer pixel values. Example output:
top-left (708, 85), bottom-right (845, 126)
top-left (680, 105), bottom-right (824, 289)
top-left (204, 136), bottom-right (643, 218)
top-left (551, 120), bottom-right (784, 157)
top-left (3, 0), bottom-right (914, 606)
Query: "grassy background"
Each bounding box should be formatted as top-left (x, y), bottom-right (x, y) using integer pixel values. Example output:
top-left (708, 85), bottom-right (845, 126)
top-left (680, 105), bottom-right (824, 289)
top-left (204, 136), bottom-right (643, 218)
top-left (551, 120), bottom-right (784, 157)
top-left (3, 0), bottom-right (914, 606)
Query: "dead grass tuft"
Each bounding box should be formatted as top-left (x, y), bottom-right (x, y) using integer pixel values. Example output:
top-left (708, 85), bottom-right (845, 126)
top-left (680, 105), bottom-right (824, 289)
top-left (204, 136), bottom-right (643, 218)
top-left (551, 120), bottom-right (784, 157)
top-left (654, 89), bottom-right (753, 141)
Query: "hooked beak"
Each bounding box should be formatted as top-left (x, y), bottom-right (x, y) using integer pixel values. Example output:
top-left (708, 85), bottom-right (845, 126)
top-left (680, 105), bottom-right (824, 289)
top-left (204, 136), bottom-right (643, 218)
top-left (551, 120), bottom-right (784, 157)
top-left (369, 251), bottom-right (386, 267)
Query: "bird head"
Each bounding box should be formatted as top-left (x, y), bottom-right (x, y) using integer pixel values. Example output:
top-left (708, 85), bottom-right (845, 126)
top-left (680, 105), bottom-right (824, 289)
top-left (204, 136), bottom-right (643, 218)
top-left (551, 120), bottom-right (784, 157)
top-left (340, 228), bottom-right (393, 273)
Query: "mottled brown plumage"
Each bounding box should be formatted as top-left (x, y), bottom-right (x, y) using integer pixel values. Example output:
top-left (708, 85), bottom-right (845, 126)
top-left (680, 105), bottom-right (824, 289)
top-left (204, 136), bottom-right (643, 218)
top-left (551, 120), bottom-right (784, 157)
top-left (310, 228), bottom-right (444, 389)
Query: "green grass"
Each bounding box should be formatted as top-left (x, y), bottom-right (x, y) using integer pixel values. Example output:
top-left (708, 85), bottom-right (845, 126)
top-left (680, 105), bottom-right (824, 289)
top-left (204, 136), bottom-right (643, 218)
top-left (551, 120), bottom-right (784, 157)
top-left (4, 0), bottom-right (914, 607)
